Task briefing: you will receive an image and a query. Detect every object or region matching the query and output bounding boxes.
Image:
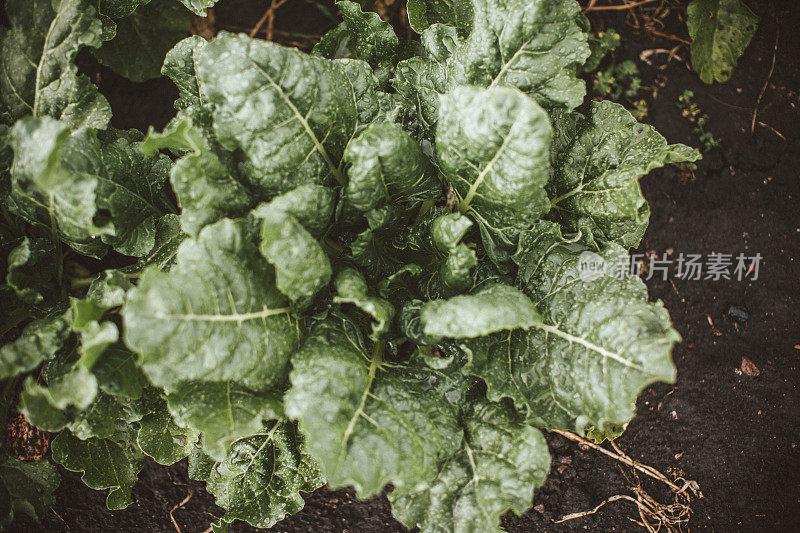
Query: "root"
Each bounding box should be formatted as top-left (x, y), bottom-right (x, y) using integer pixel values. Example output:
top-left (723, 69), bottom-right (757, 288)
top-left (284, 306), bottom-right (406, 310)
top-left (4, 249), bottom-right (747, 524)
top-left (552, 429), bottom-right (701, 531)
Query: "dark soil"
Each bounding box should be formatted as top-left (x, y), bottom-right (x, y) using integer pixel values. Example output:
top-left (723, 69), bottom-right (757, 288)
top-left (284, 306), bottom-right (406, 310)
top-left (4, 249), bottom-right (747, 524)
top-left (9, 0), bottom-right (800, 532)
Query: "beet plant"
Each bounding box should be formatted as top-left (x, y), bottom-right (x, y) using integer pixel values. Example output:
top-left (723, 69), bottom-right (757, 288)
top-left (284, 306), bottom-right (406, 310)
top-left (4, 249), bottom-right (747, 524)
top-left (0, 0), bottom-right (700, 530)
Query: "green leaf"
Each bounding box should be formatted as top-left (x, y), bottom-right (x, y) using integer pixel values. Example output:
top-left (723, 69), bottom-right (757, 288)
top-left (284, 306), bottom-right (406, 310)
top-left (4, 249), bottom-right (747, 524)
top-left (394, 0), bottom-right (589, 131)
top-left (406, 0), bottom-right (474, 35)
top-left (91, 343), bottom-right (148, 399)
top-left (161, 35), bottom-right (207, 111)
top-left (343, 122), bottom-right (439, 213)
top-left (390, 398), bottom-right (550, 533)
top-left (461, 222), bottom-right (679, 434)
top-left (285, 318), bottom-right (464, 497)
top-left (93, 0), bottom-right (192, 83)
top-left (332, 268), bottom-right (395, 340)
top-left (687, 0), bottom-right (758, 84)
top-left (335, 1), bottom-right (399, 83)
top-left (137, 390), bottom-right (199, 465)
top-left (19, 366), bottom-right (99, 433)
top-left (548, 101), bottom-right (700, 248)
top-left (255, 206), bottom-right (332, 302)
top-left (51, 429), bottom-right (143, 510)
top-left (123, 218), bottom-right (299, 392)
top-left (0, 312), bottom-right (72, 379)
top-left (438, 86), bottom-right (552, 231)
top-left (0, 0), bottom-right (111, 129)
top-left (195, 32), bottom-right (359, 190)
top-left (0, 457), bottom-right (60, 528)
top-left (178, 0), bottom-right (219, 16)
top-left (143, 114), bottom-right (252, 237)
top-left (122, 214), bottom-right (186, 273)
top-left (255, 184), bottom-right (335, 238)
top-left (5, 237), bottom-right (59, 306)
top-left (205, 422), bottom-right (324, 530)
top-left (420, 283), bottom-right (542, 340)
top-left (8, 118), bottom-right (174, 258)
top-left (165, 381), bottom-right (283, 461)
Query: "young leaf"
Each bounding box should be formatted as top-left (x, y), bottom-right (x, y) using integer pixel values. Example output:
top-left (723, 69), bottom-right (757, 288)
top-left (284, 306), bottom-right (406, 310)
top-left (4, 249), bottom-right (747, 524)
top-left (332, 268), bottom-right (395, 340)
top-left (257, 184), bottom-right (335, 238)
top-left (343, 122), bottom-right (440, 213)
top-left (93, 0), bottom-right (192, 83)
top-left (0, 0), bottom-right (111, 129)
top-left (437, 86), bottom-right (552, 231)
top-left (420, 283), bottom-right (542, 340)
top-left (50, 429), bottom-right (143, 510)
top-left (390, 398), bottom-right (550, 532)
top-left (687, 0), bottom-right (758, 84)
top-left (255, 206), bottom-right (332, 302)
top-left (548, 101), bottom-right (700, 248)
top-left (205, 422), bottom-right (324, 530)
top-left (335, 1), bottom-right (400, 83)
top-left (178, 0), bottom-right (219, 16)
top-left (165, 381), bottom-right (283, 461)
top-left (123, 218), bottom-right (299, 392)
top-left (285, 318), bottom-right (464, 497)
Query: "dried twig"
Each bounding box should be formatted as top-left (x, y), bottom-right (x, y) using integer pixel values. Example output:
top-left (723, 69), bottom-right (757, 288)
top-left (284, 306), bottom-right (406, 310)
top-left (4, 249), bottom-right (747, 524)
top-left (169, 490), bottom-right (194, 533)
top-left (752, 25), bottom-right (779, 134)
top-left (551, 429), bottom-right (700, 496)
top-left (584, 0), bottom-right (657, 12)
top-left (250, 0), bottom-right (289, 40)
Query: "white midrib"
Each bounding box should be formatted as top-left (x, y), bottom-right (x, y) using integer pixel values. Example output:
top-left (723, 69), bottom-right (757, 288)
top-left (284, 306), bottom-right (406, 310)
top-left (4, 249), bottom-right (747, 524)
top-left (159, 306), bottom-right (291, 322)
top-left (336, 344), bottom-right (384, 471)
top-left (535, 322), bottom-right (647, 372)
top-left (458, 125), bottom-right (516, 213)
top-left (33, 7), bottom-right (62, 117)
top-left (247, 58), bottom-right (346, 186)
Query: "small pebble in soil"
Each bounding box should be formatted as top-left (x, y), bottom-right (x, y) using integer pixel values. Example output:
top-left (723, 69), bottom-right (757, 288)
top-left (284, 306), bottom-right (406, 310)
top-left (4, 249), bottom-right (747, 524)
top-left (727, 305), bottom-right (750, 322)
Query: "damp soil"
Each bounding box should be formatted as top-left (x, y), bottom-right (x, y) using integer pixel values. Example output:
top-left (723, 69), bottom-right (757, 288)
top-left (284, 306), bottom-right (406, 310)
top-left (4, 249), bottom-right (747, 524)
top-left (10, 1), bottom-right (800, 531)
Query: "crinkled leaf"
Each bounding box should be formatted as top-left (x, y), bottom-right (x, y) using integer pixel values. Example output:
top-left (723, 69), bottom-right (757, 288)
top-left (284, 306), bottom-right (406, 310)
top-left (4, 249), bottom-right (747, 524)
top-left (196, 32), bottom-right (359, 191)
top-left (19, 366), bottom-right (99, 432)
top-left (0, 311), bottom-right (72, 379)
top-left (285, 318), bottom-right (464, 496)
top-left (123, 218), bottom-right (299, 391)
top-left (255, 206), bottom-right (332, 302)
top-left (205, 422), bottom-right (324, 530)
top-left (406, 0), bottom-right (474, 35)
top-left (142, 114), bottom-right (251, 237)
top-left (0, 0), bottom-right (111, 129)
top-left (0, 457), bottom-right (60, 528)
top-left (122, 214), bottom-right (185, 273)
top-left (344, 122), bottom-right (439, 213)
top-left (460, 222), bottom-right (679, 434)
top-left (50, 428), bottom-right (143, 510)
top-left (5, 237), bottom-right (59, 306)
top-left (394, 0), bottom-right (589, 131)
top-left (420, 283), bottom-right (541, 340)
top-left (335, 1), bottom-right (399, 83)
top-left (687, 0), bottom-right (758, 84)
top-left (438, 86), bottom-right (552, 231)
top-left (94, 0), bottom-right (192, 83)
top-left (165, 381), bottom-right (283, 461)
top-left (8, 118), bottom-right (173, 258)
top-left (548, 101), bottom-right (700, 248)
top-left (255, 184), bottom-right (335, 238)
top-left (390, 398), bottom-right (550, 533)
